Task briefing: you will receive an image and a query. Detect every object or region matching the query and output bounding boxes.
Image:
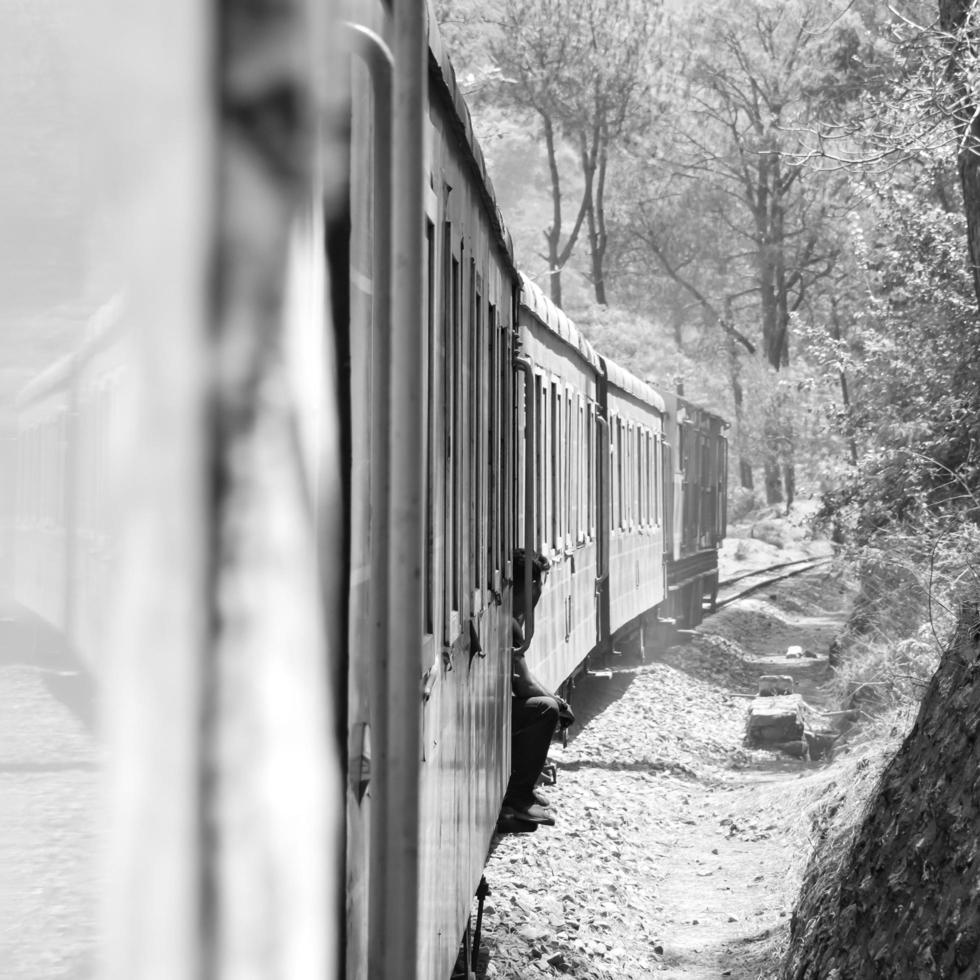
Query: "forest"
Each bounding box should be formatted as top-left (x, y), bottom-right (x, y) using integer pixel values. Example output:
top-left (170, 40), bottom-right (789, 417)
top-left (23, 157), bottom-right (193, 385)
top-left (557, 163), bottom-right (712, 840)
top-left (437, 0), bottom-right (980, 975)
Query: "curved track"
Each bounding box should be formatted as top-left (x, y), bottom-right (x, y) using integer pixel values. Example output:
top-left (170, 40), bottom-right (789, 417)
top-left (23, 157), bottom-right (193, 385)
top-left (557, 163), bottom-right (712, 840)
top-left (714, 555), bottom-right (833, 610)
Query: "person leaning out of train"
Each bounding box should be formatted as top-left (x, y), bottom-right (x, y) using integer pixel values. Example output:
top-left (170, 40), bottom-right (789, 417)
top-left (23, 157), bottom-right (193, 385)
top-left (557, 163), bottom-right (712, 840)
top-left (502, 550), bottom-right (574, 829)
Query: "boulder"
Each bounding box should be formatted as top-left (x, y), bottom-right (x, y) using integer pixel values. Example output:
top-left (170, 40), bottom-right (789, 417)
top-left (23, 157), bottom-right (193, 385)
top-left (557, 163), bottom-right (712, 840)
top-left (749, 519), bottom-right (803, 549)
top-left (758, 674), bottom-right (794, 696)
top-left (746, 694), bottom-right (806, 744)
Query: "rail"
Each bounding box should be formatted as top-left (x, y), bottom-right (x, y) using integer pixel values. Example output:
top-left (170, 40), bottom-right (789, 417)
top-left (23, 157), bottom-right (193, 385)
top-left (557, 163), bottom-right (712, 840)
top-left (713, 555), bottom-right (833, 610)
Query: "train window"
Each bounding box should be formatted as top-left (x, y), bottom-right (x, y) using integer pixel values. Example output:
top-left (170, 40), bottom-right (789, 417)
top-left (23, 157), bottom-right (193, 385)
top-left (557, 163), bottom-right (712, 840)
top-left (423, 220), bottom-right (435, 635)
top-left (634, 425), bottom-right (642, 529)
top-left (626, 422), bottom-right (632, 530)
top-left (700, 439), bottom-right (710, 542)
top-left (625, 421), bottom-right (634, 530)
top-left (623, 420), bottom-right (630, 530)
top-left (486, 301), bottom-right (497, 590)
top-left (622, 420), bottom-right (629, 531)
top-left (637, 428), bottom-right (644, 527)
top-left (550, 381), bottom-right (559, 552)
top-left (572, 395), bottom-right (585, 544)
top-left (470, 266), bottom-right (482, 605)
top-left (611, 416), bottom-right (620, 531)
top-left (609, 414), bottom-right (617, 531)
top-left (647, 432), bottom-right (654, 527)
top-left (565, 390), bottom-right (572, 549)
top-left (657, 430), bottom-right (662, 526)
top-left (498, 306), bottom-right (511, 576)
top-left (621, 421), bottom-right (627, 531)
top-left (585, 402), bottom-right (598, 538)
top-left (448, 244), bottom-right (462, 634)
top-left (635, 426), bottom-right (641, 528)
top-left (640, 429), bottom-right (653, 527)
top-left (645, 430), bottom-right (652, 527)
top-left (535, 374), bottom-right (546, 554)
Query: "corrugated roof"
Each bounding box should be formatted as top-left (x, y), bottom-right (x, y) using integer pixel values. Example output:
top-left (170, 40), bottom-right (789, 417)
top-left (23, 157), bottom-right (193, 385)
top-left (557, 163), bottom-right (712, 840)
top-left (602, 354), bottom-right (666, 413)
top-left (518, 274), bottom-right (601, 370)
top-left (520, 275), bottom-right (664, 411)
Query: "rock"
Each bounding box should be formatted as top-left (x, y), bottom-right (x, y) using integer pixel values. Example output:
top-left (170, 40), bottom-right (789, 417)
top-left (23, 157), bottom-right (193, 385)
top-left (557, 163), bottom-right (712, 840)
top-left (746, 695), bottom-right (806, 743)
top-left (758, 674), bottom-right (794, 696)
top-left (518, 924), bottom-right (550, 944)
top-left (805, 731), bottom-right (839, 760)
top-left (750, 520), bottom-right (793, 548)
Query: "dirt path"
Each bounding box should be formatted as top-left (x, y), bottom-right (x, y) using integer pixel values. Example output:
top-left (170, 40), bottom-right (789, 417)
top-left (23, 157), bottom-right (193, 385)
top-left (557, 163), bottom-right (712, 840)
top-left (479, 567), bottom-right (854, 980)
top-left (1, 611), bottom-right (100, 980)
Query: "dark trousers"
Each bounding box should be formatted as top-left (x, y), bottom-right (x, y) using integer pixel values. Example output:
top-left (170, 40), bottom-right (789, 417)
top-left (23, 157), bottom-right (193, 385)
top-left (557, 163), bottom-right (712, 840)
top-left (505, 695), bottom-right (559, 805)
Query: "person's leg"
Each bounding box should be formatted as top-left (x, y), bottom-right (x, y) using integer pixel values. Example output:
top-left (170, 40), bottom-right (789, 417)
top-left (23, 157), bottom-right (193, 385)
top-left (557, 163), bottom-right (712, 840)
top-left (506, 695), bottom-right (559, 806)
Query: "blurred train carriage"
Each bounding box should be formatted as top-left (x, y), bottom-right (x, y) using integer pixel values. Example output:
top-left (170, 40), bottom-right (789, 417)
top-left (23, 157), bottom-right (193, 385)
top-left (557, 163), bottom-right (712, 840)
top-left (6, 3), bottom-right (728, 979)
top-left (13, 299), bottom-right (127, 672)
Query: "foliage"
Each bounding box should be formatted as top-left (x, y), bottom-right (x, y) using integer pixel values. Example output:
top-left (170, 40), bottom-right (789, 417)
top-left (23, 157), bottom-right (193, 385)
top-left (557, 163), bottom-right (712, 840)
top-left (484, 0), bottom-right (663, 305)
top-left (807, 172), bottom-right (980, 538)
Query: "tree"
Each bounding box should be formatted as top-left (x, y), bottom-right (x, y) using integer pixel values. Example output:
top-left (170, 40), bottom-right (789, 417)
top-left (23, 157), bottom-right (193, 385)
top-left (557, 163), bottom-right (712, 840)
top-left (490, 0), bottom-right (660, 306)
top-left (615, 0), bottom-right (862, 505)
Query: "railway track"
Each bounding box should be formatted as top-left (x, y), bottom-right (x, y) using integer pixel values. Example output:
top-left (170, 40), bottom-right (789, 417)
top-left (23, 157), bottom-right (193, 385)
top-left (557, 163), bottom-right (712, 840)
top-left (713, 554), bottom-right (834, 610)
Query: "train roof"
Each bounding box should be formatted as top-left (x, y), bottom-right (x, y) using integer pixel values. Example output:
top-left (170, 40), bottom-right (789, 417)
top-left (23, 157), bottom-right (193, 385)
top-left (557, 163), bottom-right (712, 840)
top-left (518, 274), bottom-right (601, 369)
top-left (16, 296), bottom-right (124, 407)
top-left (602, 354), bottom-right (666, 413)
top-left (427, 8), bottom-right (517, 273)
top-left (519, 274), bottom-right (666, 414)
top-left (657, 387), bottom-right (729, 431)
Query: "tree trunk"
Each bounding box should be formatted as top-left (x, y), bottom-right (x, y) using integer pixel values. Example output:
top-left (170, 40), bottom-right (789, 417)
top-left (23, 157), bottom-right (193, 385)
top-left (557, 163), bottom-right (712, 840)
top-left (726, 332), bottom-right (754, 490)
top-left (940, 0), bottom-right (980, 310)
top-left (783, 462), bottom-right (795, 513)
top-left (543, 114), bottom-right (565, 307)
top-left (763, 457), bottom-right (783, 505)
top-left (542, 113), bottom-right (592, 309)
top-left (830, 297), bottom-right (859, 466)
top-left (587, 145), bottom-right (609, 305)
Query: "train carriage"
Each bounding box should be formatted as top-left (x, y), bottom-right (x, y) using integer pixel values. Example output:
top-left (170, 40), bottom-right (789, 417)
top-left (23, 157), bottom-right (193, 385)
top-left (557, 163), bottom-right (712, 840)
top-left (340, 6), bottom-right (520, 978)
top-left (600, 359), bottom-right (668, 646)
top-left (661, 391), bottom-right (729, 627)
top-left (515, 275), bottom-right (603, 692)
top-left (13, 299), bottom-right (127, 672)
top-left (516, 277), bottom-right (673, 690)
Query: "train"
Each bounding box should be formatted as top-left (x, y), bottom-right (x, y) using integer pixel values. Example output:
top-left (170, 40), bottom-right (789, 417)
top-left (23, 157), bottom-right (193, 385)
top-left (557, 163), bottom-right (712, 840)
top-left (7, 3), bottom-right (727, 979)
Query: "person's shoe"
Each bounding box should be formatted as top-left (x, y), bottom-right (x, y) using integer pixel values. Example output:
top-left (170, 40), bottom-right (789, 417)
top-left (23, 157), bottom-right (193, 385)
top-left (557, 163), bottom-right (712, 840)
top-left (496, 806), bottom-right (539, 834)
top-left (505, 800), bottom-right (556, 826)
top-left (531, 787), bottom-right (551, 807)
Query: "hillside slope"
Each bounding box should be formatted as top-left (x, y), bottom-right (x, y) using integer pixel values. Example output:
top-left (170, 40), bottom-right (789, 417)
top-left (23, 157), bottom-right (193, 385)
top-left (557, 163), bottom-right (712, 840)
top-left (783, 602), bottom-right (980, 979)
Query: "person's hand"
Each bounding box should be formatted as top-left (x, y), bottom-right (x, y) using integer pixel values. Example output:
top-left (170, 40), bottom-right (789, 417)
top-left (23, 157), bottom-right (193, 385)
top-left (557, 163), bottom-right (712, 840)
top-left (556, 697), bottom-right (575, 730)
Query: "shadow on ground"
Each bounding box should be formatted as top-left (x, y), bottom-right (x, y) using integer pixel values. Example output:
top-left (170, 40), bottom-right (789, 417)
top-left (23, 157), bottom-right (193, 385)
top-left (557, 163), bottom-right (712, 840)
top-left (1, 601), bottom-right (97, 730)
